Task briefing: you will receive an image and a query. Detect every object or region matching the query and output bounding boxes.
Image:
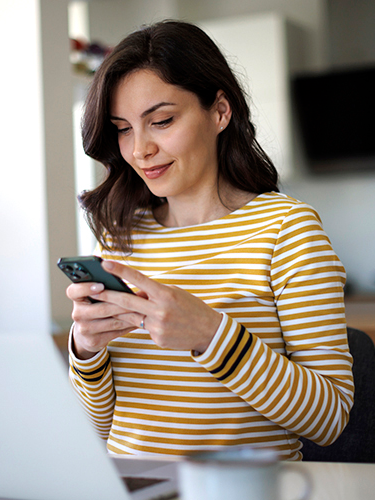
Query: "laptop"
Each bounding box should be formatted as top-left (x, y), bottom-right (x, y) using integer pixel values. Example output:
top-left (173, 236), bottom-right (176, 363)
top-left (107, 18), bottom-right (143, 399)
top-left (0, 332), bottom-right (179, 500)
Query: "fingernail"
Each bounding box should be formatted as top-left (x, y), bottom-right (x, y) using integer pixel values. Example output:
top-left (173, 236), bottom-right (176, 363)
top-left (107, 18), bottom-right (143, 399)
top-left (90, 283), bottom-right (104, 292)
top-left (102, 260), bottom-right (114, 270)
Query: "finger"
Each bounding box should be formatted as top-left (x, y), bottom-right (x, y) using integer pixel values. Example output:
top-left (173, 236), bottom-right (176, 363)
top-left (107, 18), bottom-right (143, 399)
top-left (90, 288), bottom-right (153, 317)
top-left (72, 300), bottom-right (130, 322)
top-left (116, 311), bottom-right (147, 329)
top-left (74, 316), bottom-right (132, 337)
top-left (102, 260), bottom-right (162, 297)
top-left (66, 282), bottom-right (105, 301)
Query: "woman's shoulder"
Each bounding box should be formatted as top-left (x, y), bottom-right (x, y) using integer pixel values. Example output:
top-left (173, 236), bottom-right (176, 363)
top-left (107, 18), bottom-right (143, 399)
top-left (252, 191), bottom-right (308, 208)
top-left (250, 191), bottom-right (320, 218)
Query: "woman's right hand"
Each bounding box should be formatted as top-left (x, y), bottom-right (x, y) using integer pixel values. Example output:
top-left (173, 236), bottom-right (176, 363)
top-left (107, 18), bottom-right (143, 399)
top-left (66, 282), bottom-right (140, 360)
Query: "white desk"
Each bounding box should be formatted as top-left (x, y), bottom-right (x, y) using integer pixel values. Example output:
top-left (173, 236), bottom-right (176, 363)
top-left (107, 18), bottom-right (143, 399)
top-left (112, 455), bottom-right (375, 500)
top-left (282, 462), bottom-right (375, 500)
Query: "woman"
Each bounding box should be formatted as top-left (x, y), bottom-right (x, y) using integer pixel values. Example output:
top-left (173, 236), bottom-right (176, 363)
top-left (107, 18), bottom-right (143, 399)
top-left (67, 20), bottom-right (353, 460)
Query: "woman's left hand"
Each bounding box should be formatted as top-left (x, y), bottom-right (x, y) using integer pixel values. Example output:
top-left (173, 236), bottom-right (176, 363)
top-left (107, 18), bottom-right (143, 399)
top-left (91, 260), bottom-right (222, 353)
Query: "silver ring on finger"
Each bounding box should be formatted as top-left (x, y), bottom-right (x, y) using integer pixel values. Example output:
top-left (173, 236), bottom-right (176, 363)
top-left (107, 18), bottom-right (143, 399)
top-left (140, 316), bottom-right (146, 330)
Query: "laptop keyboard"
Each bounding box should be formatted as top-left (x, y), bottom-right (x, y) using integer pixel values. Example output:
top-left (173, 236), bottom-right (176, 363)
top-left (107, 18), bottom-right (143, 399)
top-left (122, 477), bottom-right (178, 500)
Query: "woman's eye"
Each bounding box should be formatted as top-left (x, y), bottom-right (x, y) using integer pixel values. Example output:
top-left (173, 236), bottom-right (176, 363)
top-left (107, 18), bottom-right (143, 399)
top-left (153, 117), bottom-right (173, 127)
top-left (118, 127), bottom-right (131, 135)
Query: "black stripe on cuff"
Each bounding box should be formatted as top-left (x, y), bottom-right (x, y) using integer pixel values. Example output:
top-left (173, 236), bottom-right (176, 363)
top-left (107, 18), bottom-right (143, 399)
top-left (73, 357), bottom-right (110, 382)
top-left (210, 325), bottom-right (253, 381)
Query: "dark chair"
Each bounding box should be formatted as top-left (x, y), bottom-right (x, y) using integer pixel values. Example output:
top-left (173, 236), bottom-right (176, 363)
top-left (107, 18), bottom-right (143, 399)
top-left (300, 327), bottom-right (375, 463)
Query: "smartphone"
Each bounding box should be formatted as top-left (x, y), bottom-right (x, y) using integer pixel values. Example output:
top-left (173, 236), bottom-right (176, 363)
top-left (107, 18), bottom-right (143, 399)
top-left (57, 256), bottom-right (134, 302)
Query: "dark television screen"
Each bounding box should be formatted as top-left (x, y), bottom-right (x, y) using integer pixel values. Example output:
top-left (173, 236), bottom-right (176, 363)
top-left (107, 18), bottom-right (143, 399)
top-left (292, 66), bottom-right (375, 162)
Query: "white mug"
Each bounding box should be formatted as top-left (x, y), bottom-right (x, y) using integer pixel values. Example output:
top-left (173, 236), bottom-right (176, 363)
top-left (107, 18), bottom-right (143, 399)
top-left (178, 447), bottom-right (311, 500)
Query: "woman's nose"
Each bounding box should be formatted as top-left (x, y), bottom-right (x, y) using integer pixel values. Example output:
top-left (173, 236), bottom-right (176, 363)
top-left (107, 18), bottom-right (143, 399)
top-left (133, 133), bottom-right (158, 161)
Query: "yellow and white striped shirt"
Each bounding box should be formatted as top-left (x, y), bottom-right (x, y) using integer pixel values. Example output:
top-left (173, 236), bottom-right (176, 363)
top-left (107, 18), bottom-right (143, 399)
top-left (69, 192), bottom-right (354, 460)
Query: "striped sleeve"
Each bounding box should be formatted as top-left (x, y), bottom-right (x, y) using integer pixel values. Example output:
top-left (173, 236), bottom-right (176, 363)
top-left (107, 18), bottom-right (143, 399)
top-left (194, 204), bottom-right (354, 446)
top-left (68, 328), bottom-right (116, 440)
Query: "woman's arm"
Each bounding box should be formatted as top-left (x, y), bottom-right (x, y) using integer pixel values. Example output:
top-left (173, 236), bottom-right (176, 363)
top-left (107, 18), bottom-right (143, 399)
top-left (68, 326), bottom-right (116, 440)
top-left (192, 204), bottom-right (353, 445)
top-left (193, 312), bottom-right (353, 445)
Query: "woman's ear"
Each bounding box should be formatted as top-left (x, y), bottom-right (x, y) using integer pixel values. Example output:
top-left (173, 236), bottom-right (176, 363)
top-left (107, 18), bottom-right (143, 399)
top-left (215, 90), bottom-right (232, 133)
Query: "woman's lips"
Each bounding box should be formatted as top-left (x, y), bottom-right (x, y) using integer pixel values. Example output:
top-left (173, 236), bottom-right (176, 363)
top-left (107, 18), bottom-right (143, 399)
top-left (142, 162), bottom-right (172, 179)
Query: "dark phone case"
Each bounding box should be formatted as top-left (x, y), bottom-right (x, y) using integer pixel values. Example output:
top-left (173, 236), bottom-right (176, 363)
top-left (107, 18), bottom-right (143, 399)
top-left (57, 256), bottom-right (134, 297)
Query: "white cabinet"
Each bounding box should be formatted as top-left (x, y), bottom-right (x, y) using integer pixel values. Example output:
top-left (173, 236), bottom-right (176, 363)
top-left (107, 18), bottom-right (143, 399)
top-left (201, 13), bottom-right (306, 181)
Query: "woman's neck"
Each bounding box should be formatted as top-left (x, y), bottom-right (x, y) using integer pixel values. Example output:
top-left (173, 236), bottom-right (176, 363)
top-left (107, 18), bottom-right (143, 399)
top-left (154, 187), bottom-right (257, 228)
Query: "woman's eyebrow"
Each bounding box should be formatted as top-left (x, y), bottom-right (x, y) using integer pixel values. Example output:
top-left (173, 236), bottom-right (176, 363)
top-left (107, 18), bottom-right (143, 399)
top-left (110, 102), bottom-right (176, 122)
top-left (141, 102), bottom-right (176, 118)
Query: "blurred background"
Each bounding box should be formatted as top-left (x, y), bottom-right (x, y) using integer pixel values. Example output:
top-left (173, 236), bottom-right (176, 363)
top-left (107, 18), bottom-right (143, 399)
top-left (1, 0), bottom-right (374, 343)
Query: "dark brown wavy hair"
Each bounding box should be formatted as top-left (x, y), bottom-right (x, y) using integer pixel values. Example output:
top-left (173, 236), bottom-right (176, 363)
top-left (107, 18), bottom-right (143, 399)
top-left (80, 20), bottom-right (279, 254)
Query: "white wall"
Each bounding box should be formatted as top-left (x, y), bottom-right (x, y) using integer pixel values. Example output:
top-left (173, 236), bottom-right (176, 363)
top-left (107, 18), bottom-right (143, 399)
top-left (41, 0), bottom-right (79, 328)
top-left (201, 14), bottom-right (302, 181)
top-left (0, 0), bottom-right (50, 334)
top-left (86, 0), bottom-right (329, 69)
top-left (88, 0), bottom-right (178, 45)
top-left (177, 0), bottom-right (330, 70)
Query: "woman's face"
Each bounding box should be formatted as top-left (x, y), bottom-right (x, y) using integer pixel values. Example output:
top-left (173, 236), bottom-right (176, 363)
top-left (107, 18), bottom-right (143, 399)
top-left (110, 69), bottom-right (226, 201)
